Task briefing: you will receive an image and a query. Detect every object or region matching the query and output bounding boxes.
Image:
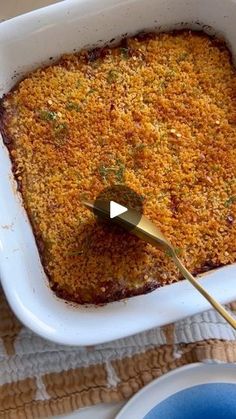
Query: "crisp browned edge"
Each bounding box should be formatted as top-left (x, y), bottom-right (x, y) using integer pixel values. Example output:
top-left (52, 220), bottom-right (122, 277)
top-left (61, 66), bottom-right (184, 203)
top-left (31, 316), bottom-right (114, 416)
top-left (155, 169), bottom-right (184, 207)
top-left (0, 30), bottom-right (230, 305)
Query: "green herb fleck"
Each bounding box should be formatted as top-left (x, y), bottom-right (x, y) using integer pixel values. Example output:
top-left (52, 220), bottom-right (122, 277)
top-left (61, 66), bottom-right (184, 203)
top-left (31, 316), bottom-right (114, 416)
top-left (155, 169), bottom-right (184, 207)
top-left (159, 80), bottom-right (168, 91)
top-left (165, 248), bottom-right (173, 258)
top-left (66, 102), bottom-right (82, 112)
top-left (44, 238), bottom-right (53, 253)
top-left (143, 94), bottom-right (151, 104)
top-left (40, 110), bottom-right (57, 121)
top-left (212, 164), bottom-right (220, 172)
top-left (120, 47), bottom-right (129, 59)
top-left (69, 249), bottom-right (84, 256)
top-left (224, 196), bottom-right (236, 207)
top-left (80, 192), bottom-right (89, 201)
top-left (107, 69), bottom-right (119, 84)
top-left (116, 162), bottom-right (125, 183)
top-left (98, 160), bottom-right (125, 183)
top-left (98, 137), bottom-right (106, 146)
top-left (76, 80), bottom-right (81, 88)
top-left (174, 247), bottom-right (183, 256)
top-left (87, 88), bottom-right (96, 95)
top-left (157, 192), bottom-right (166, 202)
top-left (177, 52), bottom-right (189, 63)
top-left (54, 123), bottom-right (68, 143)
top-left (165, 247), bottom-right (182, 258)
top-left (165, 69), bottom-right (176, 80)
top-left (135, 143), bottom-right (146, 151)
top-left (98, 164), bottom-right (109, 180)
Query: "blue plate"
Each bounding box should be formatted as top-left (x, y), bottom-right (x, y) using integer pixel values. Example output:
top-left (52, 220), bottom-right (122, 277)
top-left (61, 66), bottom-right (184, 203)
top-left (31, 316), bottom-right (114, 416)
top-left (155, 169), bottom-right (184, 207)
top-left (145, 383), bottom-right (236, 419)
top-left (116, 363), bottom-right (236, 419)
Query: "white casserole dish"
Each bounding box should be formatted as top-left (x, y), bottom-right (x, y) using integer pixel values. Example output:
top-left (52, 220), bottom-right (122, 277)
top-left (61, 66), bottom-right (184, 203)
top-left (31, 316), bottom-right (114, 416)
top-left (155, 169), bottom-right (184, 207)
top-left (0, 0), bottom-right (236, 346)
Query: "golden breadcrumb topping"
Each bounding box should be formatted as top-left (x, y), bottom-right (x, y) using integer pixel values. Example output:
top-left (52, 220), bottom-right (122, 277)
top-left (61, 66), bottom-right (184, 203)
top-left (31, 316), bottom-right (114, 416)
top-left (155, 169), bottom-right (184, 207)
top-left (1, 31), bottom-right (236, 304)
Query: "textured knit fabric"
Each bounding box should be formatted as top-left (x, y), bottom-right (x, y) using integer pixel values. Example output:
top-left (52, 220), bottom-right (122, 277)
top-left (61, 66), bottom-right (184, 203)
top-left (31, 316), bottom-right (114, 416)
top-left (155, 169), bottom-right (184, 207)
top-left (0, 289), bottom-right (236, 418)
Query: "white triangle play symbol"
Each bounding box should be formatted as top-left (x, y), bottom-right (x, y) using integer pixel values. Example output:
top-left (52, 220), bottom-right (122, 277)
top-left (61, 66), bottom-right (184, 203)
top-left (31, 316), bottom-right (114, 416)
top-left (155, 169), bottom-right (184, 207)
top-left (110, 201), bottom-right (128, 219)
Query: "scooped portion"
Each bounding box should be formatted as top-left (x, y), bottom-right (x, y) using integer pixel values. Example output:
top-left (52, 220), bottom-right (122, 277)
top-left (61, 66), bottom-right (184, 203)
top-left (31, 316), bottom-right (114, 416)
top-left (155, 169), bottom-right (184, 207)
top-left (1, 31), bottom-right (236, 304)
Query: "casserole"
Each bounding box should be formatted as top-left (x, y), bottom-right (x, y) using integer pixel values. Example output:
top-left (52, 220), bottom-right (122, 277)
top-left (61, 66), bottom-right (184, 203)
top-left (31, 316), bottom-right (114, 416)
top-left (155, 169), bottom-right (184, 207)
top-left (0, 0), bottom-right (236, 345)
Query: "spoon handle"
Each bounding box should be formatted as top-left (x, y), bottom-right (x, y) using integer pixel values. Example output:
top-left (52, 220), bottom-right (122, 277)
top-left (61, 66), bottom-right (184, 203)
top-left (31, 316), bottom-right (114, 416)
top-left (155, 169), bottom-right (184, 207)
top-left (82, 200), bottom-right (236, 329)
top-left (172, 253), bottom-right (236, 330)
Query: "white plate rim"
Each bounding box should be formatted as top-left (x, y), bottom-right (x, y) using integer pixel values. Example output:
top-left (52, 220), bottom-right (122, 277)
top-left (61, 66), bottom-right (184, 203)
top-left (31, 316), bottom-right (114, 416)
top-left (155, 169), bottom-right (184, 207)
top-left (116, 362), bottom-right (236, 419)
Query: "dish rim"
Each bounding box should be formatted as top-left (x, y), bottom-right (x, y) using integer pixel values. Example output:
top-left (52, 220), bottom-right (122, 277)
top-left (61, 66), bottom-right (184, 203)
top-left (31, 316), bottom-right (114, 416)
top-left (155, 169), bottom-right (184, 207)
top-left (0, 0), bottom-right (236, 346)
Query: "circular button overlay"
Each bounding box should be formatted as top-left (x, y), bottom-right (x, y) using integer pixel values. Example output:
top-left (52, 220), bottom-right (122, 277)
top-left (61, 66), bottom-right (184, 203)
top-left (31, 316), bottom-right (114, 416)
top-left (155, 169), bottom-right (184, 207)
top-left (93, 185), bottom-right (143, 232)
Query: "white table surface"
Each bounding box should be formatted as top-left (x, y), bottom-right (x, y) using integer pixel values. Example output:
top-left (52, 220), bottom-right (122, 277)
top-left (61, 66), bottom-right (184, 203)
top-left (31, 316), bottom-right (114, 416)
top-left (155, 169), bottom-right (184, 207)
top-left (0, 0), bottom-right (61, 22)
top-left (55, 403), bottom-right (124, 419)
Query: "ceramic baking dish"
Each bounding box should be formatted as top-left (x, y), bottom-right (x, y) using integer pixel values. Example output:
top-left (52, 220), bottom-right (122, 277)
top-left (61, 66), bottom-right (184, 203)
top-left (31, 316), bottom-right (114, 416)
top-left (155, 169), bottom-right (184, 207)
top-left (0, 0), bottom-right (236, 346)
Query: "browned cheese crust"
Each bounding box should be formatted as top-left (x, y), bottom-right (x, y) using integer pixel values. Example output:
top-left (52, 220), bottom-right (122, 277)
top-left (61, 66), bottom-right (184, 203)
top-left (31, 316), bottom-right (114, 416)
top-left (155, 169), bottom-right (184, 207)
top-left (1, 31), bottom-right (236, 304)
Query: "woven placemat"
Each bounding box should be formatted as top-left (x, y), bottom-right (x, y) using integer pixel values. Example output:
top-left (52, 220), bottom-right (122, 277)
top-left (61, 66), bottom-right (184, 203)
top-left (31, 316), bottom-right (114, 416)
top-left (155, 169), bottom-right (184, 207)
top-left (1, 289), bottom-right (236, 419)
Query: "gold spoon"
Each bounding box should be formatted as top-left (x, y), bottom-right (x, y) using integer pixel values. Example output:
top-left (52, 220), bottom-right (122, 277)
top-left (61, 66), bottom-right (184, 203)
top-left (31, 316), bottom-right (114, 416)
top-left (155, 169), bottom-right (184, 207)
top-left (83, 199), bottom-right (236, 330)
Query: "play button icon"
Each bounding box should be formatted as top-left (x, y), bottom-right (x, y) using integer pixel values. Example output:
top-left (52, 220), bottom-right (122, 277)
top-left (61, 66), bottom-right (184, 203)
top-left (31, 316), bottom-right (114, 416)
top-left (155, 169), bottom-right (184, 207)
top-left (87, 184), bottom-right (143, 232)
top-left (110, 201), bottom-right (128, 218)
